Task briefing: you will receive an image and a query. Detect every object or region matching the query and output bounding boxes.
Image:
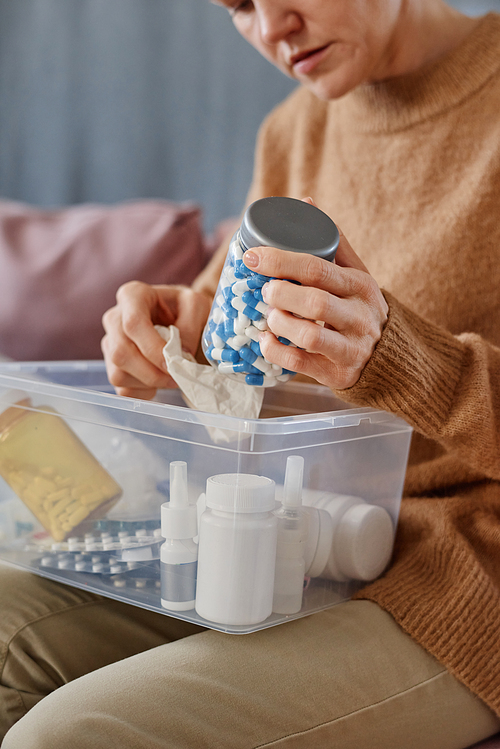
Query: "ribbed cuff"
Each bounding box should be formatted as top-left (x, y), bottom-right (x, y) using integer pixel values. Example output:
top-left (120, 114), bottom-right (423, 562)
top-left (336, 291), bottom-right (466, 437)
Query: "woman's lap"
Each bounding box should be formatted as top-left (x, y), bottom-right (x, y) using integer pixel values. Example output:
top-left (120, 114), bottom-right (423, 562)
top-left (1, 566), bottom-right (499, 749)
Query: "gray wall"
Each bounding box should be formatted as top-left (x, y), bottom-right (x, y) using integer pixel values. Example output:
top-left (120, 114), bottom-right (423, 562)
top-left (0, 0), bottom-right (498, 231)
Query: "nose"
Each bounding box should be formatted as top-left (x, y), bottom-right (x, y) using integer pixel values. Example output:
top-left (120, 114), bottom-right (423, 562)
top-left (256, 2), bottom-right (301, 45)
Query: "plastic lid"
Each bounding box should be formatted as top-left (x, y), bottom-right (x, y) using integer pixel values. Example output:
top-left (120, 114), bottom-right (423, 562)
top-left (205, 473), bottom-right (275, 513)
top-left (240, 197), bottom-right (339, 261)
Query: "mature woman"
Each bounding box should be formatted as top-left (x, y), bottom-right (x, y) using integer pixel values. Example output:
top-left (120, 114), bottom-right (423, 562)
top-left (2, 1), bottom-right (500, 747)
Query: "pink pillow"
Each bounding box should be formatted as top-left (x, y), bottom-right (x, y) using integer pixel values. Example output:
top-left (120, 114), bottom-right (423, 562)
top-left (0, 199), bottom-right (209, 361)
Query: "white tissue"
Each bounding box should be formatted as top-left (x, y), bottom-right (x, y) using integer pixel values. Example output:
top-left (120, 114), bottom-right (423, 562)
top-left (155, 326), bottom-right (264, 437)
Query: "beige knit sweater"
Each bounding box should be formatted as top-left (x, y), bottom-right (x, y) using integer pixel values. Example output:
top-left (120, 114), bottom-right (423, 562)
top-left (194, 13), bottom-right (500, 714)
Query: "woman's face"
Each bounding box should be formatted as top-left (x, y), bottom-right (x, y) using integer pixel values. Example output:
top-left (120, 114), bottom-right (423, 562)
top-left (213, 0), bottom-right (404, 100)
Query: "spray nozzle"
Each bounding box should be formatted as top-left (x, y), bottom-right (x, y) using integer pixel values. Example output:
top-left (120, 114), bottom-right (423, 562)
top-left (169, 461), bottom-right (189, 507)
top-left (161, 461), bottom-right (197, 540)
top-left (283, 456), bottom-right (304, 509)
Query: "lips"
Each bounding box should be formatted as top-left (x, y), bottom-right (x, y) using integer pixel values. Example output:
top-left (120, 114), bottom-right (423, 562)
top-left (290, 44), bottom-right (331, 75)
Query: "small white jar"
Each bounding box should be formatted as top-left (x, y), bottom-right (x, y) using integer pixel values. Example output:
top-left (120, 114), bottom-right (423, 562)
top-left (303, 492), bottom-right (395, 582)
top-left (195, 473), bottom-right (278, 626)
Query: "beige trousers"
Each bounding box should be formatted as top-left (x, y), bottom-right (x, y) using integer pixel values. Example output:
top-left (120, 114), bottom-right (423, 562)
top-left (1, 566), bottom-right (499, 749)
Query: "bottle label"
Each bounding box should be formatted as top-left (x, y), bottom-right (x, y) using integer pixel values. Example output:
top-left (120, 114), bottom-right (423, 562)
top-left (160, 561), bottom-right (197, 602)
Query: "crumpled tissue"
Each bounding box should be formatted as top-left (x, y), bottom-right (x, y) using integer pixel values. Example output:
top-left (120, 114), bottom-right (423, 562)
top-left (155, 325), bottom-right (264, 442)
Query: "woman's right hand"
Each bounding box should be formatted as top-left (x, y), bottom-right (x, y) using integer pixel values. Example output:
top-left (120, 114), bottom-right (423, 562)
top-left (101, 281), bottom-right (212, 399)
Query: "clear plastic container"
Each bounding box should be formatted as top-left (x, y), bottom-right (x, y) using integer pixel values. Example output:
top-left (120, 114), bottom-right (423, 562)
top-left (202, 197), bottom-right (339, 387)
top-left (0, 360), bottom-right (412, 634)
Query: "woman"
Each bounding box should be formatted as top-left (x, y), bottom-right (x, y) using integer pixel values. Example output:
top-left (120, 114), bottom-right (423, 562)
top-left (2, 1), bottom-right (500, 747)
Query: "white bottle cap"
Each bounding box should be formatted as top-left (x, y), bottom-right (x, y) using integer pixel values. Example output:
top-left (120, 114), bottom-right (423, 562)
top-left (161, 462), bottom-right (197, 540)
top-left (205, 474), bottom-right (275, 513)
top-left (335, 504), bottom-right (394, 581)
top-left (303, 492), bottom-right (394, 582)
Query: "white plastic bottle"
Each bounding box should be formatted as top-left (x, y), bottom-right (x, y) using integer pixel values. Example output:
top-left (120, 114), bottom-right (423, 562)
top-left (273, 456), bottom-right (306, 615)
top-left (160, 461), bottom-right (198, 611)
top-left (195, 473), bottom-right (277, 626)
top-left (302, 492), bottom-right (394, 582)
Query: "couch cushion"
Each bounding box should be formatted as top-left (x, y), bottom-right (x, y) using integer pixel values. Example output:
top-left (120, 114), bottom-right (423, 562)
top-left (0, 199), bottom-right (209, 361)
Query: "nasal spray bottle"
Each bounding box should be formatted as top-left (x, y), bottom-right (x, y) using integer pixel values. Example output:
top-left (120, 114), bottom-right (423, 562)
top-left (273, 456), bottom-right (307, 615)
top-left (160, 461), bottom-right (198, 611)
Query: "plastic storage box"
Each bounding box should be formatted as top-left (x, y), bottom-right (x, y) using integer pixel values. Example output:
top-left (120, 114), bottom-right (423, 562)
top-left (0, 361), bottom-right (412, 634)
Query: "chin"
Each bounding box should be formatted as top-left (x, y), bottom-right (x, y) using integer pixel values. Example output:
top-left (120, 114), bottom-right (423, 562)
top-left (305, 77), bottom-right (359, 101)
top-left (303, 58), bottom-right (369, 101)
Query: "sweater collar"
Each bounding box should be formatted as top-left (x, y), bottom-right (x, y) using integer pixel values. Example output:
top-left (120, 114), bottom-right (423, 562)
top-left (341, 12), bottom-right (500, 133)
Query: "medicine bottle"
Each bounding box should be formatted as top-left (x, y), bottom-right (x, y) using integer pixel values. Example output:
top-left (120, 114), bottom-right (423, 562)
top-left (195, 473), bottom-right (277, 626)
top-left (0, 395), bottom-right (122, 542)
top-left (303, 493), bottom-right (394, 582)
top-left (202, 197), bottom-right (339, 387)
top-left (160, 461), bottom-right (198, 611)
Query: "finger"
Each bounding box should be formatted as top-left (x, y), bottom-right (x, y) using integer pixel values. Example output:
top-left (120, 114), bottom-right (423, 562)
top-left (243, 224), bottom-right (369, 276)
top-left (263, 282), bottom-right (363, 332)
top-left (101, 334), bottom-right (176, 393)
top-left (264, 307), bottom-right (345, 354)
top-left (248, 246), bottom-right (374, 303)
top-left (334, 229), bottom-right (370, 273)
top-left (297, 205), bottom-right (370, 273)
top-left (258, 329), bottom-right (362, 391)
top-left (101, 310), bottom-right (174, 393)
top-left (101, 337), bottom-right (177, 391)
top-left (173, 289), bottom-right (212, 357)
top-left (114, 385), bottom-right (158, 400)
top-left (116, 282), bottom-right (173, 375)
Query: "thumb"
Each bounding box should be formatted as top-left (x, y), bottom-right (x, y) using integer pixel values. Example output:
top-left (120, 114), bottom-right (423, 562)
top-left (334, 227), bottom-right (370, 274)
top-left (300, 197), bottom-right (370, 274)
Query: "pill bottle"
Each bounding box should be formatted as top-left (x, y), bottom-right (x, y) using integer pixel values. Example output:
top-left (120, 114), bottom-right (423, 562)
top-left (0, 395), bottom-right (122, 542)
top-left (195, 473), bottom-right (278, 626)
top-left (303, 493), bottom-right (394, 582)
top-left (202, 197), bottom-right (340, 387)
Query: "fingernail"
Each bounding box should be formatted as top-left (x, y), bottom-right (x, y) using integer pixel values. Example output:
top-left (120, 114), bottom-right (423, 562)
top-left (262, 282), bottom-right (269, 302)
top-left (244, 251), bottom-right (259, 268)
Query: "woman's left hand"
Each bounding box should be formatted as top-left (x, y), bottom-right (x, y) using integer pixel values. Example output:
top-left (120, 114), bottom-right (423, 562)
top-left (242, 228), bottom-right (388, 391)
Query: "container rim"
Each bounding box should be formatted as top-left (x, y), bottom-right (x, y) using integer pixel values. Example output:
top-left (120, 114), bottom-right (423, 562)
top-left (0, 361), bottom-right (413, 439)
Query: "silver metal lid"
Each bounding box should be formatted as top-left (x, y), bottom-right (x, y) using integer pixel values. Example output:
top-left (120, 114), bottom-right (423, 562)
top-left (240, 197), bottom-right (339, 261)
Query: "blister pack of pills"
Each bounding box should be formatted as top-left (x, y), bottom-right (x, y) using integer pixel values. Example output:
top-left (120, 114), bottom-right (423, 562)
top-left (110, 564), bottom-right (161, 591)
top-left (36, 552), bottom-right (149, 576)
top-left (27, 527), bottom-right (163, 561)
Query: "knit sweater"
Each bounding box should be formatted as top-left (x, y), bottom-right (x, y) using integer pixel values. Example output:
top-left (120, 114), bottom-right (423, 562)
top-left (194, 13), bottom-right (500, 714)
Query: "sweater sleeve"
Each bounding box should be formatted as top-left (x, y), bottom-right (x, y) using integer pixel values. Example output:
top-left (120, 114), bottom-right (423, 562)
top-left (338, 291), bottom-right (500, 481)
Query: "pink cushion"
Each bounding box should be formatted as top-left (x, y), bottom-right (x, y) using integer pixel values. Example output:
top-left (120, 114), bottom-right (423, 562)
top-left (0, 199), bottom-right (209, 361)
